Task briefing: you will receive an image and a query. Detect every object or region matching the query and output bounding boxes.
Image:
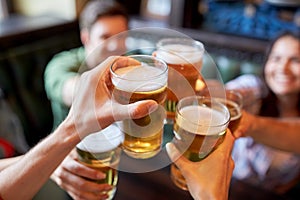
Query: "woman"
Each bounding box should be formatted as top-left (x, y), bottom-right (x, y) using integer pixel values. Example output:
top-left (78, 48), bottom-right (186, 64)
top-left (232, 31), bottom-right (300, 194)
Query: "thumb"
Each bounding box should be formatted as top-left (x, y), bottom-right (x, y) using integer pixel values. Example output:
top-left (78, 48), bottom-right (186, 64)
top-left (113, 100), bottom-right (158, 121)
top-left (232, 128), bottom-right (243, 138)
top-left (166, 143), bottom-right (189, 169)
top-left (129, 100), bottom-right (159, 119)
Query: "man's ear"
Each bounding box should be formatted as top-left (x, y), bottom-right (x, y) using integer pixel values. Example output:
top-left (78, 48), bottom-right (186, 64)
top-left (80, 28), bottom-right (89, 45)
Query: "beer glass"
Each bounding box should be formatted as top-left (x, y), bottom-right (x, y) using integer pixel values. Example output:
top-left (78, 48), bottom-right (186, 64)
top-left (156, 38), bottom-right (205, 123)
top-left (171, 96), bottom-right (230, 190)
top-left (76, 124), bottom-right (124, 200)
top-left (206, 89), bottom-right (243, 132)
top-left (217, 90), bottom-right (243, 132)
top-left (110, 55), bottom-right (168, 159)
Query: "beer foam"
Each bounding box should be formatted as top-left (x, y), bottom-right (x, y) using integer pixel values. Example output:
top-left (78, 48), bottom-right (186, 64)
top-left (177, 105), bottom-right (228, 135)
top-left (156, 44), bottom-right (203, 64)
top-left (216, 98), bottom-right (242, 121)
top-left (77, 125), bottom-right (124, 153)
top-left (112, 65), bottom-right (167, 92)
top-left (225, 100), bottom-right (242, 121)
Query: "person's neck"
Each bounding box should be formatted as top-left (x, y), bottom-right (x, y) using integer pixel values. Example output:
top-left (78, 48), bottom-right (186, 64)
top-left (277, 93), bottom-right (299, 117)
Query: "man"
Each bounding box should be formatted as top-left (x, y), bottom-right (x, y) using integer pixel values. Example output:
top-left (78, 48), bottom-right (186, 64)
top-left (45, 0), bottom-right (129, 129)
top-left (44, 1), bottom-right (129, 199)
top-left (0, 56), bottom-right (157, 200)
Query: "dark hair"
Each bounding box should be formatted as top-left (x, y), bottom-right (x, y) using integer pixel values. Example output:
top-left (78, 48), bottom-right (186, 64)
top-left (260, 31), bottom-right (300, 117)
top-left (263, 31), bottom-right (300, 67)
top-left (79, 0), bottom-right (129, 31)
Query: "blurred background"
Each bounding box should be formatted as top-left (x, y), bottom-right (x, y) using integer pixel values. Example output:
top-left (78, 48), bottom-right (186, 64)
top-left (0, 0), bottom-right (299, 199)
top-left (0, 0), bottom-right (299, 153)
top-left (1, 0), bottom-right (299, 150)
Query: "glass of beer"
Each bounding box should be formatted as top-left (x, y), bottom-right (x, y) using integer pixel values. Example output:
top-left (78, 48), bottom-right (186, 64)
top-left (207, 90), bottom-right (243, 132)
top-left (156, 38), bottom-right (205, 123)
top-left (219, 90), bottom-right (243, 132)
top-left (76, 124), bottom-right (124, 200)
top-left (170, 96), bottom-right (230, 190)
top-left (110, 55), bottom-right (168, 159)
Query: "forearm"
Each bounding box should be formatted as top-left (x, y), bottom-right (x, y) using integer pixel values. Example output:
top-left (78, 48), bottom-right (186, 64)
top-left (194, 190), bottom-right (228, 200)
top-left (0, 156), bottom-right (23, 171)
top-left (248, 117), bottom-right (300, 154)
top-left (0, 122), bottom-right (80, 199)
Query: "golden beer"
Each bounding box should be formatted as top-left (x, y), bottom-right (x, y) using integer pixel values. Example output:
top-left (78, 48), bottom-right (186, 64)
top-left (76, 149), bottom-right (120, 195)
top-left (156, 39), bottom-right (205, 122)
top-left (214, 90), bottom-right (243, 132)
top-left (170, 97), bottom-right (230, 190)
top-left (218, 99), bottom-right (242, 132)
top-left (111, 55), bottom-right (168, 159)
top-left (76, 125), bottom-right (123, 200)
top-left (112, 86), bottom-right (167, 159)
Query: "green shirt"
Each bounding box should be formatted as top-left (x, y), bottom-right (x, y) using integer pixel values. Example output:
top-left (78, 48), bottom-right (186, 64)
top-left (44, 47), bottom-right (87, 130)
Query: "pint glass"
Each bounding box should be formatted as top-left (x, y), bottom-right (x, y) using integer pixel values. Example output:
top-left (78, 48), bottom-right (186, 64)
top-left (156, 38), bottom-right (205, 123)
top-left (76, 124), bottom-right (123, 200)
top-left (206, 90), bottom-right (243, 132)
top-left (217, 90), bottom-right (243, 132)
top-left (171, 96), bottom-right (230, 190)
top-left (110, 55), bottom-right (168, 159)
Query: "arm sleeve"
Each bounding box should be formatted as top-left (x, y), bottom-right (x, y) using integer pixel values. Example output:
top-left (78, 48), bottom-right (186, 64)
top-left (44, 48), bottom-right (84, 104)
top-left (225, 74), bottom-right (267, 99)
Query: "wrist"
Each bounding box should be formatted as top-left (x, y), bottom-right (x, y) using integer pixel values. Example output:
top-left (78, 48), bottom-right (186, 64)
top-left (194, 187), bottom-right (227, 200)
top-left (243, 112), bottom-right (257, 137)
top-left (55, 117), bottom-right (81, 148)
top-left (196, 192), bottom-right (226, 200)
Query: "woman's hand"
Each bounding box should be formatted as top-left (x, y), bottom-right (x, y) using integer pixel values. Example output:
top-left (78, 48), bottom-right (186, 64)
top-left (233, 110), bottom-right (256, 138)
top-left (166, 130), bottom-right (235, 200)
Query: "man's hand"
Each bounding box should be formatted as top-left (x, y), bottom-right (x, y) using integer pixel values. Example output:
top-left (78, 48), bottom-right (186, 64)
top-left (51, 149), bottom-right (112, 200)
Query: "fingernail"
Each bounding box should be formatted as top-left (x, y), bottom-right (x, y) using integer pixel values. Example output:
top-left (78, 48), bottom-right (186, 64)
top-left (97, 193), bottom-right (109, 200)
top-left (147, 102), bottom-right (158, 113)
top-left (104, 185), bottom-right (113, 191)
top-left (97, 173), bottom-right (106, 179)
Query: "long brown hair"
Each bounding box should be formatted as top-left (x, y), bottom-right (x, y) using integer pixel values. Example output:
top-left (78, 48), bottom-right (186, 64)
top-left (260, 31), bottom-right (300, 117)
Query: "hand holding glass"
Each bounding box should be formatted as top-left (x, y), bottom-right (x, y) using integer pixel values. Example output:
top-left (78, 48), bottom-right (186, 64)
top-left (76, 124), bottom-right (123, 200)
top-left (171, 96), bottom-right (230, 190)
top-left (110, 55), bottom-right (168, 159)
top-left (218, 90), bottom-right (243, 132)
top-left (207, 90), bottom-right (243, 132)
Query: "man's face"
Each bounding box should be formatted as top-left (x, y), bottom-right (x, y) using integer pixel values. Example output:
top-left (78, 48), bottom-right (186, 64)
top-left (83, 15), bottom-right (128, 68)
